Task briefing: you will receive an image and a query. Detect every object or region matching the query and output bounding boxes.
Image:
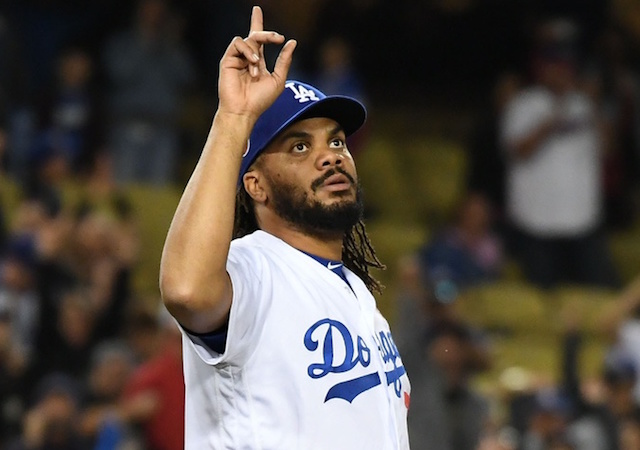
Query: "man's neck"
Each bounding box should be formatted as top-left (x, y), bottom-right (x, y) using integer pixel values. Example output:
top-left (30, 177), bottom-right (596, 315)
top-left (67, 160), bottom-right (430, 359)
top-left (254, 205), bottom-right (346, 259)
top-left (272, 226), bottom-right (344, 260)
top-left (256, 216), bottom-right (343, 260)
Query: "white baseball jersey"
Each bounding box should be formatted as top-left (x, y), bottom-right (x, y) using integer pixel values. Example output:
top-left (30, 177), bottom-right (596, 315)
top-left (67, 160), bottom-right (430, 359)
top-left (180, 230), bottom-right (411, 449)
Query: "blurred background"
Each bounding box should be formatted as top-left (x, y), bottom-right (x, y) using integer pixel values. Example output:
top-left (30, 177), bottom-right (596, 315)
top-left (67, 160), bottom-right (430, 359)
top-left (1, 0), bottom-right (640, 449)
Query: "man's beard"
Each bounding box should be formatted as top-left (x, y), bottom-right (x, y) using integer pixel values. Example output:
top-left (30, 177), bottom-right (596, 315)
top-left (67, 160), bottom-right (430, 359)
top-left (266, 168), bottom-right (363, 239)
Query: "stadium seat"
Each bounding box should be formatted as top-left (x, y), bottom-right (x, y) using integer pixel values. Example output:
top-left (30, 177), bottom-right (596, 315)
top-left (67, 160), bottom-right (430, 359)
top-left (478, 333), bottom-right (607, 384)
top-left (609, 227), bottom-right (640, 285)
top-left (0, 176), bottom-right (22, 224)
top-left (399, 137), bottom-right (468, 225)
top-left (124, 184), bottom-right (182, 296)
top-left (365, 220), bottom-right (429, 318)
top-left (355, 137), bottom-right (419, 223)
top-left (550, 284), bottom-right (619, 337)
top-left (454, 281), bottom-right (550, 335)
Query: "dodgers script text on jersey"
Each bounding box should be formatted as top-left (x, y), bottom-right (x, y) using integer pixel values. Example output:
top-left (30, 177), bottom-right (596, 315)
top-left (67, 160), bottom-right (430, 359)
top-left (179, 231), bottom-right (411, 450)
top-left (304, 318), bottom-right (406, 403)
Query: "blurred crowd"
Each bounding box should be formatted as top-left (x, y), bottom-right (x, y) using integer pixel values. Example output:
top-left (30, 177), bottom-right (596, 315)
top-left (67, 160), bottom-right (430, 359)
top-left (396, 14), bottom-right (640, 450)
top-left (0, 171), bottom-right (186, 449)
top-left (0, 1), bottom-right (231, 448)
top-left (396, 263), bottom-right (640, 450)
top-left (0, 0), bottom-right (373, 449)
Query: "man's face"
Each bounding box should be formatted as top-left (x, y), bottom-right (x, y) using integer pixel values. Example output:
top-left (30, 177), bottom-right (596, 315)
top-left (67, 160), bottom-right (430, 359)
top-left (249, 117), bottom-right (363, 237)
top-left (538, 59), bottom-right (576, 92)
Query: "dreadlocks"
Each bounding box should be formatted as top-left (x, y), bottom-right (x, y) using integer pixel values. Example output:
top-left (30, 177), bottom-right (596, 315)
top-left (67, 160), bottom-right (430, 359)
top-left (341, 220), bottom-right (385, 295)
top-left (233, 186), bottom-right (260, 240)
top-left (233, 187), bottom-right (385, 295)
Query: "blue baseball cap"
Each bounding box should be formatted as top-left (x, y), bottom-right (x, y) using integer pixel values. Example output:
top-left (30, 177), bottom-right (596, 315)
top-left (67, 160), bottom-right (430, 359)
top-left (238, 80), bottom-right (366, 186)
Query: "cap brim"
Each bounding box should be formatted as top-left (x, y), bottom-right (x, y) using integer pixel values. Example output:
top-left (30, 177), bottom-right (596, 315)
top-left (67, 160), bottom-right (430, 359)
top-left (296, 96), bottom-right (366, 136)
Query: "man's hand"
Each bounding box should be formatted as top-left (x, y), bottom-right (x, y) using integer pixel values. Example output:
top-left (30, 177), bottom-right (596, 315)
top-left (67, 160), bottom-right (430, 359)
top-left (218, 6), bottom-right (297, 123)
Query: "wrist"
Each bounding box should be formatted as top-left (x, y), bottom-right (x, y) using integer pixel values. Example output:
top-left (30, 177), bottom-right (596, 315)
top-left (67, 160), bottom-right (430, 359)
top-left (213, 109), bottom-right (258, 133)
top-left (205, 111), bottom-right (257, 161)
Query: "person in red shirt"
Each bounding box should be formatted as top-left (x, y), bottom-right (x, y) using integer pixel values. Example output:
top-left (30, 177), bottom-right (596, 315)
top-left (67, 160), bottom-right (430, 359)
top-left (121, 307), bottom-right (184, 450)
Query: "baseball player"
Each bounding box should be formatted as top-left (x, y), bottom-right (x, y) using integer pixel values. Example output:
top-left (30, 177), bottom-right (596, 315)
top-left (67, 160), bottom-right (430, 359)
top-left (160, 6), bottom-right (411, 449)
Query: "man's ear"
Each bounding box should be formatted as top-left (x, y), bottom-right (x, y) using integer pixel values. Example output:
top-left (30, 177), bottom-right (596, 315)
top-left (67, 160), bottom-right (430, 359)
top-left (243, 170), bottom-right (268, 204)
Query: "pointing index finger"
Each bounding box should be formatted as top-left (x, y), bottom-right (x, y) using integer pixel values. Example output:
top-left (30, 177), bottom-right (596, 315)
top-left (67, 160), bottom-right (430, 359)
top-left (250, 5), bottom-right (264, 34)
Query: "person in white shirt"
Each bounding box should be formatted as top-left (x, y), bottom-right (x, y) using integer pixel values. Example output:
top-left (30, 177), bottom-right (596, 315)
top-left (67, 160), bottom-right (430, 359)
top-left (500, 21), bottom-right (620, 289)
top-left (159, 6), bottom-right (411, 450)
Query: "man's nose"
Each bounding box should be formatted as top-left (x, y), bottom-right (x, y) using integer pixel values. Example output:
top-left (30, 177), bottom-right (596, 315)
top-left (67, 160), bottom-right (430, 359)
top-left (316, 147), bottom-right (344, 169)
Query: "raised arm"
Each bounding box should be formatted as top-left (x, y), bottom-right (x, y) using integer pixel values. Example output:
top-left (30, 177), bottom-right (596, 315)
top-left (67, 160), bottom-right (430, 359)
top-left (507, 115), bottom-right (559, 159)
top-left (159, 6), bottom-right (296, 333)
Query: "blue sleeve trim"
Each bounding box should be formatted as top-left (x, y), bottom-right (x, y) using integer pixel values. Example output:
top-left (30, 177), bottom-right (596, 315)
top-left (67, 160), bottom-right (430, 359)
top-left (184, 322), bottom-right (228, 354)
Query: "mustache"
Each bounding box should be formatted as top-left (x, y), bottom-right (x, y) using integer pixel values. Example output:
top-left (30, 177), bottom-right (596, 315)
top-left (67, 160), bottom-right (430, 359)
top-left (310, 167), bottom-right (356, 191)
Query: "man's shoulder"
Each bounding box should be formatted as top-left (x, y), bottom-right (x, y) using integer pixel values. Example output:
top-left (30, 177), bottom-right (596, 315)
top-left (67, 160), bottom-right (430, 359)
top-left (231, 230), bottom-right (277, 251)
top-left (229, 230), bottom-right (294, 268)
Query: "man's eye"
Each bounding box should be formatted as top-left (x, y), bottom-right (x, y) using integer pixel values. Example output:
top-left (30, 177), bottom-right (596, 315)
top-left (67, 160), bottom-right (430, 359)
top-left (330, 138), bottom-right (346, 148)
top-left (293, 143), bottom-right (308, 153)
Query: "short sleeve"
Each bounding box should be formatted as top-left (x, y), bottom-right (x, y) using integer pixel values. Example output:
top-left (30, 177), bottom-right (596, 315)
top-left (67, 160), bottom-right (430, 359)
top-left (180, 242), bottom-right (273, 367)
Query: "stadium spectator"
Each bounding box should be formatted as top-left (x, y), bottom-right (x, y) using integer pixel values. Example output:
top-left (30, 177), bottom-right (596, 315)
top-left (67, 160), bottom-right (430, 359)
top-left (500, 18), bottom-right (620, 289)
top-left (601, 275), bottom-right (640, 404)
top-left (32, 288), bottom-right (98, 384)
top-left (68, 209), bottom-right (135, 341)
top-left (558, 332), bottom-right (630, 449)
top-left (0, 306), bottom-right (30, 445)
top-left (418, 192), bottom-right (504, 289)
top-left (396, 192), bottom-right (504, 327)
top-left (78, 340), bottom-right (141, 449)
top-left (35, 46), bottom-right (104, 175)
top-left (102, 0), bottom-right (196, 185)
top-left (0, 235), bottom-right (41, 364)
top-left (33, 204), bottom-right (137, 347)
top-left (22, 133), bottom-right (70, 219)
top-left (619, 411), bottom-right (640, 450)
top-left (0, 234), bottom-right (41, 435)
top-left (395, 247), bottom-right (492, 450)
top-left (519, 387), bottom-right (574, 450)
top-left (6, 373), bottom-right (85, 450)
top-left (120, 306), bottom-right (184, 450)
top-left (123, 306), bottom-right (164, 364)
top-left (506, 287), bottom-right (640, 450)
top-left (406, 319), bottom-right (492, 450)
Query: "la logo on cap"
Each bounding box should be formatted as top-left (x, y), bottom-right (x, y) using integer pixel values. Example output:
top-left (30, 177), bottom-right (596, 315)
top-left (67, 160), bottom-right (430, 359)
top-left (285, 82), bottom-right (320, 103)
